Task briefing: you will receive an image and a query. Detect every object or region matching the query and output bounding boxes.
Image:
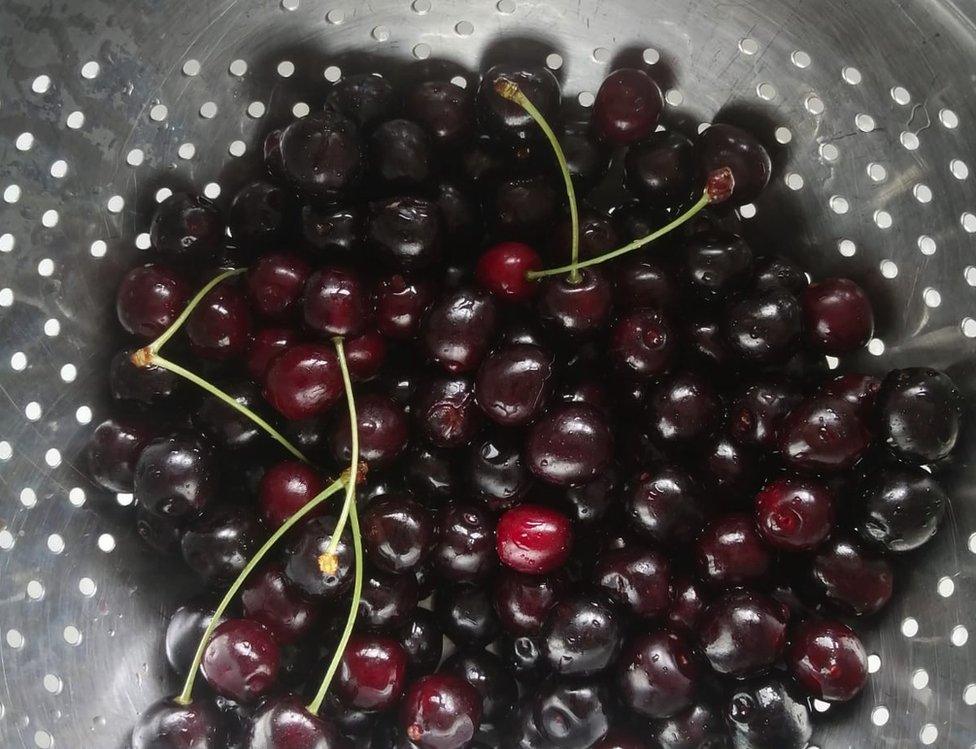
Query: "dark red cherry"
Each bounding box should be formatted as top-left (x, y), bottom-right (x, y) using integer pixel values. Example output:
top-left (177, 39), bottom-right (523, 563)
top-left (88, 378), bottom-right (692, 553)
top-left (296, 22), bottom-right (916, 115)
top-left (330, 393), bottom-right (408, 467)
top-left (666, 575), bottom-right (710, 634)
top-left (543, 594), bottom-right (622, 677)
top-left (134, 432), bottom-right (217, 521)
top-left (193, 378), bottom-right (264, 451)
top-left (534, 679), bottom-right (611, 747)
top-left (186, 283), bottom-right (252, 361)
top-left (786, 619), bottom-right (868, 702)
top-left (359, 569), bottom-right (420, 630)
top-left (263, 343), bottom-right (343, 421)
top-left (406, 443), bottom-right (456, 501)
top-left (362, 494), bottom-right (435, 573)
top-left (423, 287), bottom-right (499, 374)
top-left (242, 563), bottom-right (320, 644)
top-left (648, 370), bottom-right (721, 446)
top-left (492, 174), bottom-right (559, 239)
top-left (344, 328), bottom-right (387, 382)
top-left (131, 698), bottom-right (222, 749)
top-left (802, 278), bottom-right (874, 354)
top-left (610, 309), bottom-right (677, 378)
top-left (303, 266), bottom-right (369, 338)
top-left (475, 344), bottom-right (553, 427)
top-left (110, 346), bottom-right (180, 405)
top-left (116, 263), bottom-right (190, 339)
top-left (652, 699), bottom-right (728, 749)
top-left (437, 584), bottom-right (500, 647)
top-left (284, 515), bottom-right (353, 599)
top-left (682, 231), bottom-right (754, 299)
top-left (443, 650), bottom-right (518, 725)
top-left (593, 728), bottom-right (651, 749)
top-left (526, 403), bottom-right (613, 487)
top-left (302, 204), bottom-right (361, 257)
top-left (87, 414), bottom-right (156, 492)
top-left (228, 180), bottom-right (289, 248)
top-left (135, 506), bottom-right (183, 555)
top-left (258, 460), bottom-right (325, 528)
top-left (625, 130), bottom-right (698, 206)
top-left (493, 569), bottom-right (565, 636)
top-left (201, 618), bottom-right (279, 703)
top-left (437, 180), bottom-right (481, 241)
top-left (684, 314), bottom-right (732, 368)
top-left (496, 504), bottom-right (573, 575)
top-left (855, 465), bottom-right (947, 553)
top-left (550, 209), bottom-right (619, 263)
top-left (399, 674), bottom-right (483, 749)
top-left (561, 466), bottom-right (618, 529)
top-left (810, 535), bottom-right (894, 616)
top-left (779, 395), bottom-right (871, 473)
top-left (325, 73), bottom-right (396, 127)
top-left (592, 68), bottom-right (664, 146)
top-left (477, 64), bottom-right (560, 143)
top-left (724, 289), bottom-right (802, 364)
top-left (695, 123), bottom-right (771, 206)
top-left (374, 274), bottom-right (435, 340)
top-left (165, 601), bottom-right (222, 675)
top-left (725, 676), bottom-right (812, 749)
top-left (246, 326), bottom-right (300, 383)
top-left (371, 119), bottom-right (433, 186)
top-left (368, 196), bottom-right (443, 270)
top-left (150, 192), bottom-right (223, 262)
top-left (336, 634), bottom-right (409, 711)
top-left (561, 125), bottom-right (610, 189)
top-left (728, 378), bottom-right (803, 452)
top-left (407, 80), bottom-right (474, 147)
top-left (397, 609), bottom-right (445, 675)
top-left (696, 513), bottom-right (772, 587)
top-left (617, 629), bottom-right (700, 719)
top-left (279, 110), bottom-right (363, 202)
top-left (248, 694), bottom-right (344, 749)
top-left (469, 432), bottom-right (533, 511)
top-left (701, 432), bottom-right (760, 493)
top-left (414, 376), bottom-right (482, 448)
top-left (877, 367), bottom-right (963, 463)
top-left (432, 503), bottom-right (497, 584)
top-left (755, 476), bottom-right (835, 551)
top-left (181, 506), bottom-right (262, 586)
top-left (627, 464), bottom-right (709, 547)
top-left (245, 253), bottom-right (310, 320)
top-left (595, 546), bottom-right (671, 618)
top-left (699, 589), bottom-right (788, 677)
top-left (612, 257), bottom-right (681, 312)
top-left (821, 373), bottom-right (881, 417)
top-left (753, 255), bottom-right (809, 295)
top-left (537, 268), bottom-right (613, 338)
top-left (476, 242), bottom-right (543, 301)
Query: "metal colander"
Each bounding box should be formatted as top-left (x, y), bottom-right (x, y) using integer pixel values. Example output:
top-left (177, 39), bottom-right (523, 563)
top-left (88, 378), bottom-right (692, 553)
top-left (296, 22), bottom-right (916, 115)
top-left (1, 0), bottom-right (975, 746)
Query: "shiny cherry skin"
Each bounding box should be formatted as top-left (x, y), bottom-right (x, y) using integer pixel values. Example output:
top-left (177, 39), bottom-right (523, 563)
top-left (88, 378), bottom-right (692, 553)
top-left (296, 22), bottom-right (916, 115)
top-left (87, 414), bottom-right (156, 492)
top-left (526, 403), bottom-right (613, 487)
top-left (648, 370), bottom-right (721, 446)
top-left (414, 376), bottom-right (482, 448)
top-left (561, 467), bottom-right (618, 530)
top-left (476, 242), bottom-right (543, 301)
top-left (627, 464), bottom-right (709, 547)
top-left (443, 650), bottom-right (517, 726)
top-left (695, 123), bottom-right (772, 206)
top-left (344, 328), bottom-right (387, 381)
top-left (496, 504), bottom-right (573, 575)
top-left (699, 589), bottom-right (789, 677)
top-left (855, 466), bottom-right (947, 553)
top-left (810, 535), bottom-right (894, 616)
top-left (437, 180), bottom-right (482, 241)
top-left (550, 209), bottom-right (619, 263)
top-left (821, 373), bottom-right (881, 417)
top-left (593, 728), bottom-right (653, 749)
top-left (165, 601), bottom-right (222, 674)
top-left (303, 266), bottom-right (369, 338)
top-left (400, 673), bottom-right (483, 749)
top-left (755, 476), bottom-right (835, 551)
top-left (258, 460), bottom-right (325, 528)
top-left (537, 268), bottom-right (613, 338)
top-left (186, 282), bottom-right (252, 361)
top-left (302, 204), bottom-right (361, 257)
top-left (728, 378), bottom-right (803, 452)
top-left (193, 378), bottom-right (264, 451)
top-left (696, 513), bottom-right (772, 587)
top-left (533, 679), bottom-right (611, 748)
top-left (325, 73), bottom-right (396, 128)
top-left (592, 68), bottom-right (664, 145)
top-left (407, 80), bottom-right (474, 147)
top-left (610, 309), bottom-right (677, 378)
top-left (227, 180), bottom-right (288, 248)
top-left (247, 694), bottom-right (344, 749)
top-left (116, 263), bottom-right (190, 339)
top-left (330, 393), bottom-right (408, 467)
top-left (753, 255), bottom-right (809, 295)
top-left (625, 130), bottom-right (698, 207)
top-left (726, 676), bottom-right (812, 749)
top-left (371, 119), bottom-right (433, 186)
top-left (876, 367), bottom-right (963, 463)
top-left (423, 287), bottom-right (499, 374)
top-left (368, 196), bottom-right (443, 270)
top-left (241, 563), bottom-right (319, 645)
top-left (284, 515), bottom-right (353, 599)
top-left (683, 231), bottom-right (754, 299)
top-left (492, 174), bottom-right (558, 238)
top-left (469, 432), bottom-right (533, 511)
top-left (182, 506), bottom-right (262, 586)
top-left (701, 432), bottom-right (760, 493)
top-left (594, 546), bottom-right (671, 618)
top-left (612, 256), bottom-right (681, 312)
top-left (110, 346), bottom-right (180, 405)
top-left (131, 698), bottom-right (223, 749)
top-left (201, 618), bottom-right (280, 703)
top-left (246, 253), bottom-right (310, 320)
top-left (724, 289), bottom-right (802, 364)
top-left (666, 575), bottom-right (710, 634)
top-left (134, 432), bottom-right (217, 521)
top-left (405, 442), bottom-right (456, 500)
top-left (543, 594), bottom-right (622, 676)
top-left (279, 110), bottom-right (363, 202)
top-left (336, 634), bottom-right (409, 711)
top-left (802, 278), bottom-right (874, 354)
top-left (477, 64), bottom-right (560, 143)
top-left (684, 314), bottom-right (732, 368)
top-left (786, 618), bottom-right (868, 702)
top-left (561, 125), bottom-right (609, 189)
top-left (652, 699), bottom-right (728, 749)
top-left (362, 494), bottom-right (435, 573)
top-left (135, 505), bottom-right (184, 555)
top-left (437, 584), bottom-right (500, 647)
top-left (493, 569), bottom-right (565, 636)
top-left (616, 629), bottom-right (700, 719)
top-left (475, 344), bottom-right (554, 427)
top-left (359, 568), bottom-right (421, 631)
top-left (373, 274), bottom-right (435, 340)
top-left (246, 326), bottom-right (300, 383)
top-left (150, 192), bottom-right (223, 262)
top-left (779, 395), bottom-right (871, 473)
top-left (397, 608), bottom-right (445, 675)
top-left (432, 503), bottom-right (497, 584)
top-left (263, 343), bottom-right (343, 421)
top-left (501, 634), bottom-right (549, 685)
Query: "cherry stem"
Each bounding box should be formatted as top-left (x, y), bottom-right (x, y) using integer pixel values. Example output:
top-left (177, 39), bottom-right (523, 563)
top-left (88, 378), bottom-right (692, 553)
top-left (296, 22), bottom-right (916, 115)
top-left (175, 474), bottom-right (347, 706)
top-left (494, 79), bottom-right (581, 284)
top-left (308, 337), bottom-right (363, 717)
top-left (323, 339), bottom-right (359, 557)
top-left (526, 189), bottom-right (710, 280)
top-left (151, 354), bottom-right (309, 463)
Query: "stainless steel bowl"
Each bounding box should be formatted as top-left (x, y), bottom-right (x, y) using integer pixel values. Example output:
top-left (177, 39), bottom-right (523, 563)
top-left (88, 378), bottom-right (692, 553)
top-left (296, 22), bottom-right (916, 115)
top-left (1, 0), bottom-right (975, 746)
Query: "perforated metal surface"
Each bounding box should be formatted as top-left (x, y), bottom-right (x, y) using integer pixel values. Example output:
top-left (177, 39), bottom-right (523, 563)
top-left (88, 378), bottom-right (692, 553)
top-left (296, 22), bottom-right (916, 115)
top-left (1, 0), bottom-right (975, 747)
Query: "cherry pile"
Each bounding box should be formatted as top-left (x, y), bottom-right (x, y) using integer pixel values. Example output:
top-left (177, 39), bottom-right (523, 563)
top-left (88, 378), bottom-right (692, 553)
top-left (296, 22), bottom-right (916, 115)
top-left (87, 60), bottom-right (966, 749)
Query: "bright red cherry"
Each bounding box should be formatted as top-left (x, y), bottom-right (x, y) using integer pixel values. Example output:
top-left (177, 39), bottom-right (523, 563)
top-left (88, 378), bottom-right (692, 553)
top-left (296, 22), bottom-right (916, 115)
top-left (755, 476), bottom-right (835, 551)
top-left (592, 68), bottom-right (664, 145)
top-left (241, 563), bottom-right (320, 644)
top-left (475, 241), bottom-right (543, 301)
top-left (335, 634), bottom-right (409, 711)
top-left (246, 326), bottom-right (301, 383)
top-left (496, 504), bottom-right (573, 574)
top-left (201, 618), bottom-right (280, 703)
top-left (787, 619), bottom-right (868, 702)
top-left (399, 674), bottom-right (483, 749)
top-left (303, 266), bottom-right (369, 337)
top-left (263, 343), bottom-right (343, 421)
top-left (258, 460), bottom-right (326, 528)
top-left (802, 278), bottom-right (874, 354)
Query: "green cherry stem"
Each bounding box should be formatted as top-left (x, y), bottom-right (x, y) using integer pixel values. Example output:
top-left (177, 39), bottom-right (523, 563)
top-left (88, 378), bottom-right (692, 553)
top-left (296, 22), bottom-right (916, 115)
top-left (175, 475), bottom-right (347, 706)
top-left (307, 336), bottom-right (363, 717)
top-left (494, 79), bottom-right (581, 284)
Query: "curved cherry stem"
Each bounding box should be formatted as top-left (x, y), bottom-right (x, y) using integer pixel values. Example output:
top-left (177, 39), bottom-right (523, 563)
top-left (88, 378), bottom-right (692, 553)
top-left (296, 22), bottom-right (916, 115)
top-left (308, 337), bottom-right (363, 716)
top-left (175, 475), bottom-right (347, 706)
top-left (494, 79), bottom-right (581, 284)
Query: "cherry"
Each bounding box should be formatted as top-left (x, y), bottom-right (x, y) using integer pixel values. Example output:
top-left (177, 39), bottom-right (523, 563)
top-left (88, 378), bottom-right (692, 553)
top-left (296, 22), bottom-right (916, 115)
top-left (245, 253), bottom-right (310, 320)
top-left (543, 594), bottom-right (622, 676)
top-left (279, 110), bottom-right (363, 201)
top-left (779, 395), bottom-right (871, 473)
top-left (443, 650), bottom-right (517, 726)
top-left (561, 125), bottom-right (610, 189)
top-left (181, 506), bottom-right (262, 586)
top-left (647, 370), bottom-right (721, 446)
top-left (550, 209), bottom-right (619, 263)
top-left (476, 242), bottom-right (543, 301)
top-left (131, 698), bottom-right (223, 749)
top-left (725, 676), bottom-right (812, 749)
top-left (335, 634), bottom-right (409, 711)
top-left (201, 618), bottom-right (280, 703)
top-left (136, 506), bottom-right (183, 555)
top-left (478, 64), bottom-right (560, 143)
top-left (368, 196), bottom-right (443, 270)
top-left (526, 403), bottom-right (613, 487)
top-left (193, 378), bottom-right (264, 451)
top-left (359, 568), bottom-right (421, 630)
top-left (802, 278), bottom-right (874, 354)
top-left (625, 130), bottom-right (698, 206)
top-left (652, 699), bottom-right (728, 749)
top-left (502, 634), bottom-right (549, 685)
top-left (492, 174), bottom-right (559, 238)
top-left (610, 309), bottom-right (677, 378)
top-left (855, 465), bottom-right (947, 553)
top-left (810, 535), bottom-right (894, 616)
top-left (134, 432), bottom-right (218, 521)
top-left (666, 575), bottom-right (710, 634)
top-left (753, 255), bottom-right (808, 295)
top-left (284, 515), bottom-right (353, 599)
top-left (87, 414), bottom-right (156, 492)
top-left (877, 367), bottom-right (963, 463)
top-left (110, 346), bottom-right (181, 405)
top-left (165, 601), bottom-right (222, 674)
top-left (682, 231), bottom-right (754, 299)
top-left (537, 268), bottom-right (613, 338)
top-left (414, 376), bottom-right (482, 448)
top-left (406, 443), bottom-right (456, 501)
top-left (755, 476), bottom-right (835, 551)
top-left (701, 432), bottom-right (760, 493)
top-left (493, 569), bottom-right (565, 636)
top-left (371, 119), bottom-right (433, 186)
top-left (246, 326), bottom-right (300, 383)
top-left (407, 80), bottom-right (474, 147)
top-left (258, 460), bottom-right (325, 528)
top-left (263, 128), bottom-right (285, 179)
top-left (330, 393), bottom-right (408, 466)
top-left (116, 263), bottom-right (190, 339)
top-left (399, 674), bottom-right (483, 749)
top-left (695, 123), bottom-right (771, 206)
top-left (534, 680), bottom-right (611, 747)
top-left (362, 494), bottom-right (435, 573)
top-left (724, 289), bottom-right (802, 364)
top-left (627, 463), bottom-right (709, 547)
top-left (303, 204), bottom-right (362, 257)
top-left (684, 314), bottom-right (732, 368)
top-left (437, 180), bottom-right (482, 241)
top-left (240, 563), bottom-right (319, 645)
top-left (787, 618), bottom-right (868, 702)
top-left (696, 513), bottom-right (772, 587)
top-left (226, 180), bottom-right (289, 249)
top-left (247, 694), bottom-right (344, 749)
top-left (821, 373), bottom-right (881, 417)
top-left (612, 256), bottom-right (681, 312)
top-left (561, 466), bottom-right (618, 529)
top-left (325, 72), bottom-right (396, 127)
top-left (432, 503), bottom-right (498, 583)
top-left (373, 274), bottom-right (435, 340)
top-left (594, 546), bottom-right (671, 618)
top-left (496, 504), bottom-right (573, 575)
top-left (150, 192), bottom-right (223, 262)
top-left (437, 584), bottom-right (500, 646)
top-left (475, 344), bottom-right (554, 426)
top-left (184, 282), bottom-right (252, 361)
top-left (423, 287), bottom-right (499, 374)
top-left (345, 328), bottom-right (387, 381)
top-left (616, 629), bottom-right (700, 719)
top-left (303, 266), bottom-right (369, 338)
top-left (592, 68), bottom-right (664, 145)
top-left (699, 589), bottom-right (788, 677)
top-left (469, 432), bottom-right (533, 511)
top-left (728, 378), bottom-right (803, 452)
top-left (593, 728), bottom-right (651, 749)
top-left (263, 343), bottom-right (343, 421)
